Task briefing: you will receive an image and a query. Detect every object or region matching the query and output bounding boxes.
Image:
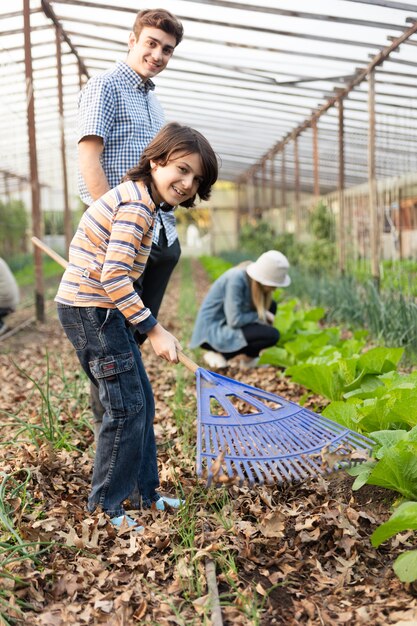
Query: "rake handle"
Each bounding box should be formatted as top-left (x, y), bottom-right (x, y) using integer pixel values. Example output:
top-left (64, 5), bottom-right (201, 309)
top-left (177, 351), bottom-right (199, 373)
top-left (32, 236), bottom-right (200, 373)
top-left (32, 236), bottom-right (68, 269)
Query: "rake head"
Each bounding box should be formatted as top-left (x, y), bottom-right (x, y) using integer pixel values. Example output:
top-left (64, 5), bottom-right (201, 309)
top-left (195, 368), bottom-right (374, 487)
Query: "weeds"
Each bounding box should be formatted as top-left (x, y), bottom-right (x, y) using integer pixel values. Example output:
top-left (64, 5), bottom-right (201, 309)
top-left (1, 353), bottom-right (90, 452)
top-left (0, 470), bottom-right (54, 625)
top-left (288, 268), bottom-right (417, 361)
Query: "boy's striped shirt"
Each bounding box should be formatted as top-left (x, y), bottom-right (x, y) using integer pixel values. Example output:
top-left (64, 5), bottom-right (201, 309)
top-left (55, 180), bottom-right (157, 332)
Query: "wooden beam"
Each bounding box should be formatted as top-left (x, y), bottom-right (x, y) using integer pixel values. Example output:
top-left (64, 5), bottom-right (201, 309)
top-left (281, 146), bottom-right (287, 230)
top-left (368, 70), bottom-right (380, 286)
top-left (312, 118), bottom-right (320, 198)
top-left (270, 155), bottom-right (276, 208)
top-left (338, 97), bottom-right (346, 274)
top-left (345, 0), bottom-right (417, 10)
top-left (0, 8), bottom-right (42, 19)
top-left (294, 136), bottom-right (300, 237)
top-left (24, 0), bottom-right (44, 323)
top-left (56, 24), bottom-right (72, 254)
top-left (261, 160), bottom-right (267, 214)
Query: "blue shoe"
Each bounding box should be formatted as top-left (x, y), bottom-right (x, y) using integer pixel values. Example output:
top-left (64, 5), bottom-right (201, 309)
top-left (155, 495), bottom-right (185, 511)
top-left (110, 514), bottom-right (144, 532)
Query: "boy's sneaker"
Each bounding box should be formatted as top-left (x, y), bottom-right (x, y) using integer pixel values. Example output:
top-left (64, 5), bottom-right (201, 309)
top-left (0, 320), bottom-right (9, 336)
top-left (155, 495), bottom-right (185, 511)
top-left (203, 351), bottom-right (227, 369)
top-left (110, 514), bottom-right (144, 532)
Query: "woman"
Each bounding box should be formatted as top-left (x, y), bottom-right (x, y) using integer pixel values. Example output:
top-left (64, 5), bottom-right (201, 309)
top-left (190, 250), bottom-right (291, 369)
top-left (0, 258), bottom-right (19, 336)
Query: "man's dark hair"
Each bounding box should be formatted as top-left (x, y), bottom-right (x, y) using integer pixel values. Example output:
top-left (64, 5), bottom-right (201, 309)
top-left (133, 9), bottom-right (184, 46)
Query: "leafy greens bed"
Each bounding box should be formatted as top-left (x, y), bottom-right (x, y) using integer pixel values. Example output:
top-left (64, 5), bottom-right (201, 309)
top-left (259, 297), bottom-right (417, 584)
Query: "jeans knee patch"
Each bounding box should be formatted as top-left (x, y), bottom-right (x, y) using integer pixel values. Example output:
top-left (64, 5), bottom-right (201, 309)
top-left (90, 352), bottom-right (143, 417)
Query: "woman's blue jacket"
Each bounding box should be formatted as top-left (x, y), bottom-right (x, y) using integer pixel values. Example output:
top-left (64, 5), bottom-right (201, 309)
top-left (190, 267), bottom-right (259, 353)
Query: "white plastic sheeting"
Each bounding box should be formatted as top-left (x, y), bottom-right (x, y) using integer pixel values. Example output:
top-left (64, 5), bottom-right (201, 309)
top-left (1, 0), bottom-right (417, 206)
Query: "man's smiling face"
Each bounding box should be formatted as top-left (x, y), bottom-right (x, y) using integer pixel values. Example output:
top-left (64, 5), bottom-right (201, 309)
top-left (127, 27), bottom-right (176, 81)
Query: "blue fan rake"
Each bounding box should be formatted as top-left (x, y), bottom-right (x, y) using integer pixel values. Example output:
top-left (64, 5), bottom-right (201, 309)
top-left (178, 353), bottom-right (374, 487)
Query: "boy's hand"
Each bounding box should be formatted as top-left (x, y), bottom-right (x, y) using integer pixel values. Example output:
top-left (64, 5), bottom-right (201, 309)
top-left (147, 324), bottom-right (182, 362)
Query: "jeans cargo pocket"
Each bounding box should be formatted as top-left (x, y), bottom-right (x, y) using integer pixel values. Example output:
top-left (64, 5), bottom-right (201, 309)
top-left (89, 352), bottom-right (143, 418)
top-left (57, 305), bottom-right (87, 351)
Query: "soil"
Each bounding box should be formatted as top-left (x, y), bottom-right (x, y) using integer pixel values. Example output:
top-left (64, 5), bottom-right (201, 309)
top-left (0, 260), bottom-right (416, 626)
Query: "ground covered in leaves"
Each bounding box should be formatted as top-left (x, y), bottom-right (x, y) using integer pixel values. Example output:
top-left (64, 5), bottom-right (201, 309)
top-left (1, 259), bottom-right (416, 625)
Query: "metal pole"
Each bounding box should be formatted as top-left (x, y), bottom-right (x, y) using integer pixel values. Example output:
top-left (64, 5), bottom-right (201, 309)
top-left (3, 173), bottom-right (11, 205)
top-left (248, 175), bottom-right (254, 218)
top-left (281, 147), bottom-right (286, 233)
top-left (236, 183), bottom-right (242, 239)
top-left (368, 69), bottom-right (380, 287)
top-left (398, 184), bottom-right (403, 259)
top-left (24, 0), bottom-right (44, 322)
top-left (244, 180), bottom-right (249, 224)
top-left (56, 25), bottom-right (72, 253)
top-left (338, 97), bottom-right (346, 274)
top-left (254, 172), bottom-right (260, 218)
top-left (259, 161), bottom-right (267, 218)
top-left (312, 117), bottom-right (320, 198)
top-left (270, 154), bottom-right (276, 208)
top-left (78, 60), bottom-right (83, 90)
top-left (294, 136), bottom-right (300, 237)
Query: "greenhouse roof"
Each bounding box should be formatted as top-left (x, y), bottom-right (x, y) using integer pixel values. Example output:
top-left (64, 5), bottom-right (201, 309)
top-left (1, 0), bottom-right (417, 203)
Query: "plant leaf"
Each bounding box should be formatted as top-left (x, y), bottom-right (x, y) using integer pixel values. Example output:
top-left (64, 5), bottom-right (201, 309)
top-left (259, 346), bottom-right (292, 368)
top-left (357, 346), bottom-right (404, 374)
top-left (322, 401), bottom-right (361, 430)
top-left (367, 443), bottom-right (417, 501)
top-left (370, 429), bottom-right (410, 458)
top-left (348, 460), bottom-right (376, 490)
top-left (360, 389), bottom-right (417, 432)
top-left (393, 549), bottom-right (417, 583)
top-left (371, 501), bottom-right (417, 547)
top-left (343, 375), bottom-right (385, 400)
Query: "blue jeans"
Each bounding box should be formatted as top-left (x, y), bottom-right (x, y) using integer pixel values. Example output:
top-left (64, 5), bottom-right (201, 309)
top-left (57, 304), bottom-right (160, 517)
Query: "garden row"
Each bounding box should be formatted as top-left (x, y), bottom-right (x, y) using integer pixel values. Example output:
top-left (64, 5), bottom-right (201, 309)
top-left (200, 255), bottom-right (417, 586)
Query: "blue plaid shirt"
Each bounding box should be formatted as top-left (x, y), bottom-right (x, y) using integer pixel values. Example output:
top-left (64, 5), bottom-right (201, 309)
top-left (78, 61), bottom-right (177, 245)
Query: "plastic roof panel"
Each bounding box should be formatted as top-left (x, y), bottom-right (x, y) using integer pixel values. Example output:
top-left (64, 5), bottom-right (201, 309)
top-left (1, 0), bottom-right (417, 204)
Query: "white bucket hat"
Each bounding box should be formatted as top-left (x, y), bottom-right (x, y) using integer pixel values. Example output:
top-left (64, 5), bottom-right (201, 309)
top-left (246, 250), bottom-right (291, 287)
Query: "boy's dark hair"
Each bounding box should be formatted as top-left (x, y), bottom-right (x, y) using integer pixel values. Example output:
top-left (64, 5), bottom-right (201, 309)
top-left (124, 123), bottom-right (218, 208)
top-left (133, 9), bottom-right (184, 46)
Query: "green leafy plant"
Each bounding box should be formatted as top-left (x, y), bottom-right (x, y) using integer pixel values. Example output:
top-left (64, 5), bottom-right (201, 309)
top-left (0, 199), bottom-right (28, 257)
top-left (324, 372), bottom-right (417, 434)
top-left (285, 346), bottom-right (403, 402)
top-left (308, 201), bottom-right (335, 242)
top-left (371, 501), bottom-right (417, 583)
top-left (363, 442), bottom-right (417, 500)
top-left (348, 427), bottom-right (417, 499)
top-left (238, 220), bottom-right (278, 257)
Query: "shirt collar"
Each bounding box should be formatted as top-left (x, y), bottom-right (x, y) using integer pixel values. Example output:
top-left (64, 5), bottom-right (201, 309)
top-left (115, 61), bottom-right (155, 93)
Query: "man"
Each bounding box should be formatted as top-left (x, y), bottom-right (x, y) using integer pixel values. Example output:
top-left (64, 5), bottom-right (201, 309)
top-left (77, 8), bottom-right (184, 440)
